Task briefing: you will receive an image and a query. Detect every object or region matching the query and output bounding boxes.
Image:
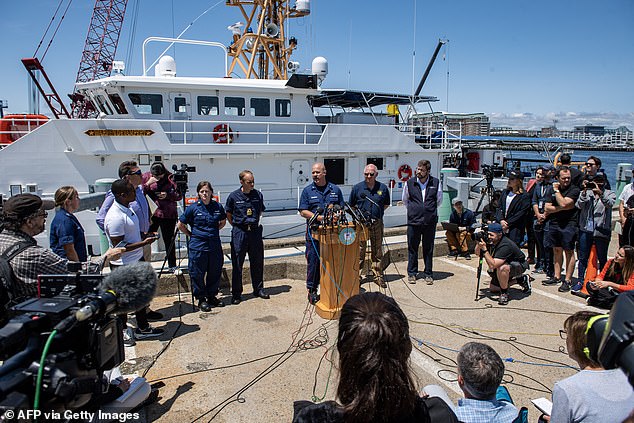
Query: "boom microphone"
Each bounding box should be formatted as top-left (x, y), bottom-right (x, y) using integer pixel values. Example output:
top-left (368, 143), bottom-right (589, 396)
top-left (75, 262), bottom-right (158, 322)
top-left (344, 202), bottom-right (361, 223)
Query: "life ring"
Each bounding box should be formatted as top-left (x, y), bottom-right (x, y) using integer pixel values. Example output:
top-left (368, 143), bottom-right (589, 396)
top-left (213, 124), bottom-right (234, 143)
top-left (397, 164), bottom-right (412, 181)
top-left (389, 179), bottom-right (396, 188)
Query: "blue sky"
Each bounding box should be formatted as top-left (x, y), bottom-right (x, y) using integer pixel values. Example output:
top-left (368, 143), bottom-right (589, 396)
top-left (2, 0), bottom-right (633, 130)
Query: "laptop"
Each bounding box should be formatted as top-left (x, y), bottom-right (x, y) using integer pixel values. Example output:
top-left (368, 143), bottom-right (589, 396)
top-left (441, 221), bottom-right (460, 232)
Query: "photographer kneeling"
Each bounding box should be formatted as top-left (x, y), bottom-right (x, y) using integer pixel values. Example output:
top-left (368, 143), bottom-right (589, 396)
top-left (475, 223), bottom-right (531, 305)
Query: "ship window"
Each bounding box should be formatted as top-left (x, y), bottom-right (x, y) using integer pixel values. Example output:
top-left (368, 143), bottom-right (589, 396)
top-left (174, 97), bottom-right (187, 113)
top-left (275, 99), bottom-right (291, 117)
top-left (250, 98), bottom-right (270, 117)
top-left (95, 95), bottom-right (113, 115)
top-left (108, 93), bottom-right (128, 114)
top-left (225, 97), bottom-right (245, 116)
top-left (198, 96), bottom-right (219, 115)
top-left (128, 93), bottom-right (163, 114)
top-left (367, 158), bottom-right (384, 170)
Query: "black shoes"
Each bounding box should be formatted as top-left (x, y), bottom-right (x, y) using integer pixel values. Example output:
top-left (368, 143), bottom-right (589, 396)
top-left (308, 289), bottom-right (319, 305)
top-left (198, 299), bottom-right (212, 312)
top-left (231, 296), bottom-right (242, 305)
top-left (253, 289), bottom-right (270, 299)
top-left (558, 280), bottom-right (571, 292)
top-left (199, 296), bottom-right (224, 311)
top-left (542, 277), bottom-right (560, 286)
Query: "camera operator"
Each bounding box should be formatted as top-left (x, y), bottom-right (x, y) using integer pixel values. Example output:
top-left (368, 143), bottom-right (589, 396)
top-left (0, 194), bottom-right (123, 310)
top-left (474, 223), bottom-right (531, 305)
top-left (575, 173), bottom-right (616, 290)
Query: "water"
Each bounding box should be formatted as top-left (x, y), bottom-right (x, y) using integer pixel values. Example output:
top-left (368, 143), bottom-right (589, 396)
top-left (503, 149), bottom-right (634, 188)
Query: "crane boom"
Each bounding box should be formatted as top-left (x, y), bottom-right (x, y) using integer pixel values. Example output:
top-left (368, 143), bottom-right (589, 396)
top-left (414, 39), bottom-right (447, 97)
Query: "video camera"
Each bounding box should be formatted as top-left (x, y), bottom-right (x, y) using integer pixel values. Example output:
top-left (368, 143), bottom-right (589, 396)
top-left (481, 164), bottom-right (495, 188)
top-left (586, 291), bottom-right (634, 387)
top-left (171, 163), bottom-right (196, 194)
top-left (0, 262), bottom-right (156, 416)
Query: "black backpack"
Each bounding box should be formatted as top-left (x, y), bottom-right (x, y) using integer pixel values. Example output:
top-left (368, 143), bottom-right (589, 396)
top-left (0, 240), bottom-right (36, 322)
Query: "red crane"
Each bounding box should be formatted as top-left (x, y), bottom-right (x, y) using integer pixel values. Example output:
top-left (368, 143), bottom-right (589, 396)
top-left (22, 0), bottom-right (129, 119)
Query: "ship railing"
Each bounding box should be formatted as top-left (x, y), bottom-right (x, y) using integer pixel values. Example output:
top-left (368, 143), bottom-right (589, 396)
top-left (159, 118), bottom-right (434, 145)
top-left (0, 116), bottom-right (49, 144)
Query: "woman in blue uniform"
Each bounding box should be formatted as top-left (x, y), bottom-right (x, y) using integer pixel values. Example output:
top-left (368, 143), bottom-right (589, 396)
top-left (50, 186), bottom-right (87, 262)
top-left (177, 181), bottom-right (227, 312)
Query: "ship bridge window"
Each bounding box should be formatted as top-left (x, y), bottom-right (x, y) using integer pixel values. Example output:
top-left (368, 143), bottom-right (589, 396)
top-left (95, 94), bottom-right (113, 115)
top-left (108, 93), bottom-right (128, 114)
top-left (275, 99), bottom-right (291, 117)
top-left (225, 97), bottom-right (245, 116)
top-left (128, 93), bottom-right (163, 114)
top-left (250, 98), bottom-right (270, 117)
top-left (198, 96), bottom-right (219, 115)
top-left (174, 97), bottom-right (187, 113)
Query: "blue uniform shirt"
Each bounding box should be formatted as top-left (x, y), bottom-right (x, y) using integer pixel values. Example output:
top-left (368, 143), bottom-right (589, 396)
top-left (349, 181), bottom-right (390, 220)
top-left (50, 208), bottom-right (88, 262)
top-left (298, 182), bottom-right (344, 214)
top-left (179, 200), bottom-right (227, 251)
top-left (225, 188), bottom-right (266, 226)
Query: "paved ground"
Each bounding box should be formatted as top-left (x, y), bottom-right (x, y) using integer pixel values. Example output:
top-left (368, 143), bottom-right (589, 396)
top-left (121, 233), bottom-right (619, 423)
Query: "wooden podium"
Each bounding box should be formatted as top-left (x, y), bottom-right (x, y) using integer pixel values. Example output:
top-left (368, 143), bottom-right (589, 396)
top-left (313, 223), bottom-right (367, 320)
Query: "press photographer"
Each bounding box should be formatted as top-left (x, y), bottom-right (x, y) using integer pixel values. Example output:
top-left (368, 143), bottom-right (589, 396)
top-left (474, 222), bottom-right (531, 305)
top-left (0, 194), bottom-right (123, 322)
top-left (0, 261), bottom-right (157, 419)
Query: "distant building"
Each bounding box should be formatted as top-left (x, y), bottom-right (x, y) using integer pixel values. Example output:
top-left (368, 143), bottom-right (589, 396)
top-left (573, 125), bottom-right (605, 136)
top-left (410, 112), bottom-right (490, 136)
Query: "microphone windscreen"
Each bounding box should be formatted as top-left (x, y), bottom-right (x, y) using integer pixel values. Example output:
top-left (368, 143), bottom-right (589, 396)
top-left (100, 262), bottom-right (158, 313)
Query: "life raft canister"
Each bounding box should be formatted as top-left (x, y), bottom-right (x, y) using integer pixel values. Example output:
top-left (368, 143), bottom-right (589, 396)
top-left (213, 124), bottom-right (234, 143)
top-left (397, 164), bottom-right (413, 181)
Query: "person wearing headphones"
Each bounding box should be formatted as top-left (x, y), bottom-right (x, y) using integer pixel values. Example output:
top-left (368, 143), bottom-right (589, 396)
top-left (541, 311), bottom-right (634, 422)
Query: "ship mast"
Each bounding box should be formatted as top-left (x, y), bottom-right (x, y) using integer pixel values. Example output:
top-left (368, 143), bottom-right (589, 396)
top-left (225, 0), bottom-right (309, 79)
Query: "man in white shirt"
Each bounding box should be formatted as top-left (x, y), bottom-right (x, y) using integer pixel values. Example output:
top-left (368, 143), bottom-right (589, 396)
top-left (104, 179), bottom-right (162, 341)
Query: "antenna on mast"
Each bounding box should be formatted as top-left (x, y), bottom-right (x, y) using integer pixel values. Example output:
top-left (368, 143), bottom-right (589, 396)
top-left (225, 0), bottom-right (310, 79)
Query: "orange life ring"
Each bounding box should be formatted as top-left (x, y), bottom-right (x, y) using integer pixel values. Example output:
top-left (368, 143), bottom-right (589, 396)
top-left (213, 124), bottom-right (234, 143)
top-left (397, 164), bottom-right (412, 181)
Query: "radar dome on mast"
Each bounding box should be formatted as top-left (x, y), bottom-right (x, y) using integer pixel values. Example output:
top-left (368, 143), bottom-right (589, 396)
top-left (295, 0), bottom-right (310, 13)
top-left (311, 57), bottom-right (328, 85)
top-left (155, 56), bottom-right (176, 77)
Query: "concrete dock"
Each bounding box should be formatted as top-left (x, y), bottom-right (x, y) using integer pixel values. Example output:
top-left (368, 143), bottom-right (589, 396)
top-left (121, 229), bottom-right (619, 422)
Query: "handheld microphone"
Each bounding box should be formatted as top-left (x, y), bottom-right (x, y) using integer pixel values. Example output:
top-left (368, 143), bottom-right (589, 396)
top-left (307, 207), bottom-right (324, 227)
top-left (333, 204), bottom-right (345, 225)
top-left (76, 262), bottom-right (158, 322)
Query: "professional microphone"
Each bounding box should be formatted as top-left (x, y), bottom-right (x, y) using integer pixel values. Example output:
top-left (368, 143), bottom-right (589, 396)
top-left (333, 204), bottom-right (345, 225)
top-left (307, 207), bottom-right (324, 227)
top-left (360, 192), bottom-right (382, 209)
top-left (344, 202), bottom-right (361, 224)
top-left (75, 262), bottom-right (158, 322)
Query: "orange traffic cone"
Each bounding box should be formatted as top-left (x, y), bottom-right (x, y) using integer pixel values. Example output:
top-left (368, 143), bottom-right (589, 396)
top-left (582, 244), bottom-right (599, 295)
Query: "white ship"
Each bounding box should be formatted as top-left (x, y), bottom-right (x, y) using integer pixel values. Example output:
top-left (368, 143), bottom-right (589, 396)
top-left (0, 0), bottom-right (479, 252)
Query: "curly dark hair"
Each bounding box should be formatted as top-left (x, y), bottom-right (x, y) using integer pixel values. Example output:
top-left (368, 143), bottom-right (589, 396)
top-left (336, 292), bottom-right (417, 423)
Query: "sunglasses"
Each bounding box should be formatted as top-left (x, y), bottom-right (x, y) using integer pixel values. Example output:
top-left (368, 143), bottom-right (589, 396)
top-left (128, 169), bottom-right (142, 176)
top-left (364, 173), bottom-right (375, 177)
top-left (585, 162), bottom-right (596, 167)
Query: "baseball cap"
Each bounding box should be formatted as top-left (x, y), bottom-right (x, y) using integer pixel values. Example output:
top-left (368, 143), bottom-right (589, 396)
top-left (451, 197), bottom-right (463, 206)
top-left (507, 170), bottom-right (522, 180)
top-left (487, 222), bottom-right (503, 234)
top-left (2, 194), bottom-right (55, 221)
